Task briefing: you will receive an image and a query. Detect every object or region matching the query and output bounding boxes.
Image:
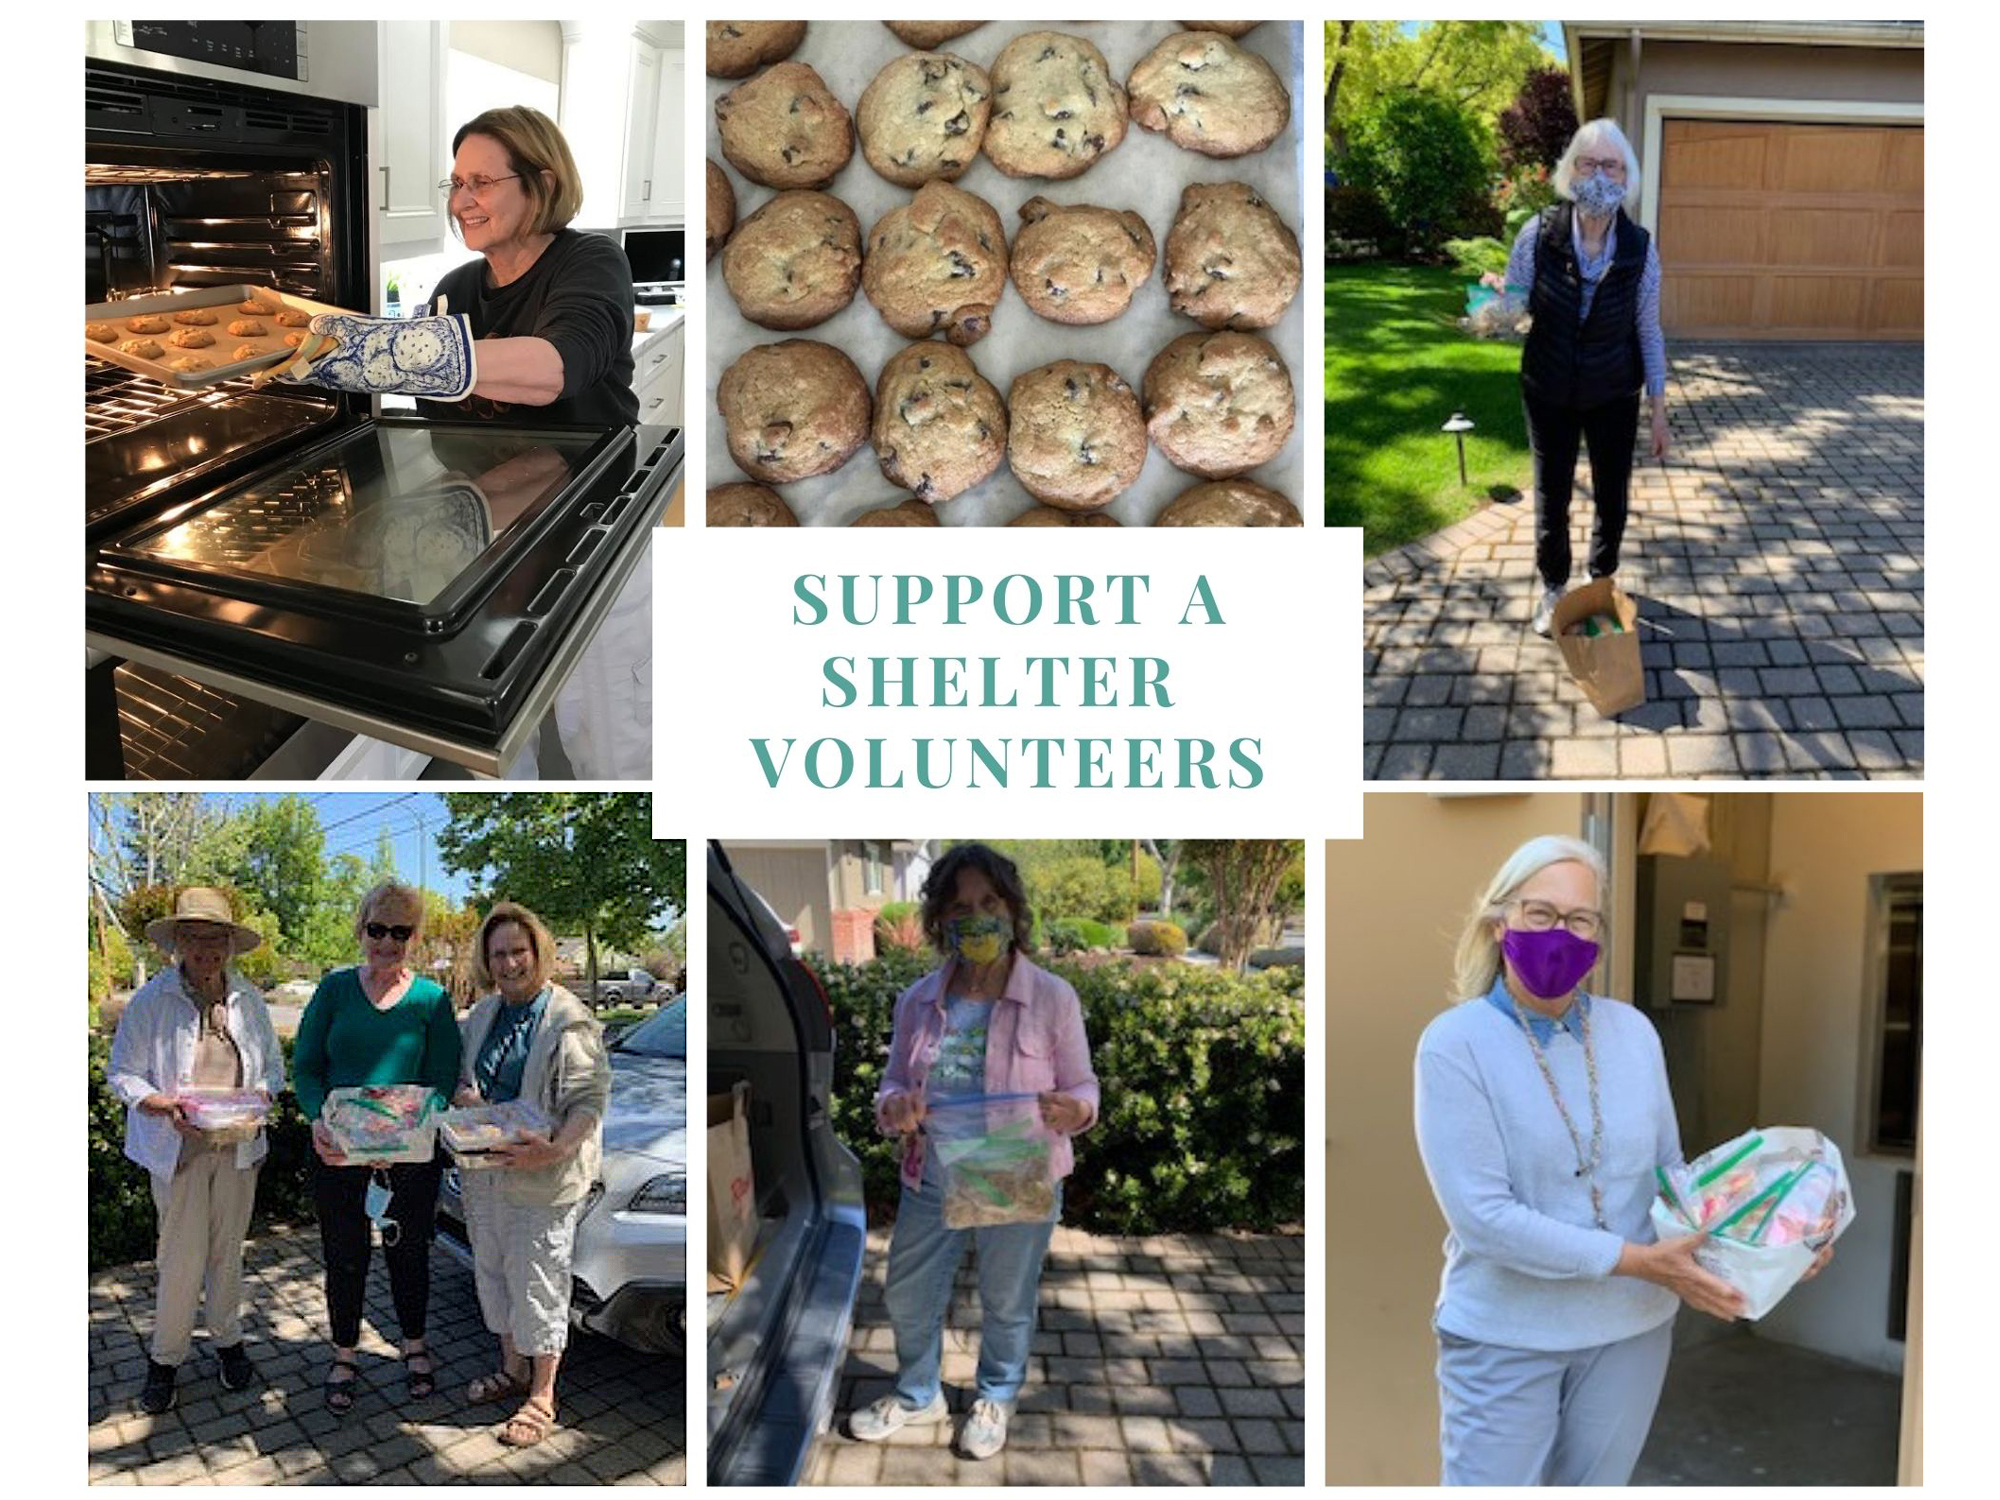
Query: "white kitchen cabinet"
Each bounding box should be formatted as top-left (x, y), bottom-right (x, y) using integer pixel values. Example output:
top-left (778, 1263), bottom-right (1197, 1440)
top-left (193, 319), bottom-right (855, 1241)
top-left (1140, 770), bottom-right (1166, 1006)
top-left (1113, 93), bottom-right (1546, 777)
top-left (375, 21), bottom-right (449, 249)
top-left (621, 41), bottom-right (661, 220)
top-left (563, 22), bottom-right (683, 229)
top-left (648, 49), bottom-right (685, 222)
top-left (634, 323), bottom-right (684, 428)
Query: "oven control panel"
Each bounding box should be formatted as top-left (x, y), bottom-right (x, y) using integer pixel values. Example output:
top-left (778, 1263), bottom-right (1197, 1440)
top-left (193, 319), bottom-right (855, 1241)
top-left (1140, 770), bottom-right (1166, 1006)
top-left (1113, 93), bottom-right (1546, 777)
top-left (113, 21), bottom-right (308, 83)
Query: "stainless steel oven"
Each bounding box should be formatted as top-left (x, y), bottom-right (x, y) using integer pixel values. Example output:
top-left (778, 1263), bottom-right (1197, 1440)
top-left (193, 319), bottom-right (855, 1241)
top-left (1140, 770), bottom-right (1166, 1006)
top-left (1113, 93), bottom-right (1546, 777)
top-left (84, 43), bottom-right (681, 779)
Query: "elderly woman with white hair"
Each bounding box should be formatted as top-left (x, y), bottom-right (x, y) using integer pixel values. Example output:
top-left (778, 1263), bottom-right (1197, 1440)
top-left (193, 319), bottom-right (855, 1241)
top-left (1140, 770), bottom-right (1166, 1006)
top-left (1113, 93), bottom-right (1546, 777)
top-left (1486, 119), bottom-right (1669, 638)
top-left (108, 887), bottom-right (286, 1415)
top-left (1413, 834), bottom-right (1834, 1485)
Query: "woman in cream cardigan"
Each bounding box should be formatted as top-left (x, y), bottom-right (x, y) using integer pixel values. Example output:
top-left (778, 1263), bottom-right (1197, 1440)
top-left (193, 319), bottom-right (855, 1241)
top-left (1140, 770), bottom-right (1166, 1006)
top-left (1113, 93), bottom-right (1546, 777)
top-left (452, 901), bottom-right (611, 1448)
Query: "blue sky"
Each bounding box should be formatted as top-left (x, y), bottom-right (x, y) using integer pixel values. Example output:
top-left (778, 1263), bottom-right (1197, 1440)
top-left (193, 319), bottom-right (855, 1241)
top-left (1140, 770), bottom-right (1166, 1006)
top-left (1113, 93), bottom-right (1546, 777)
top-left (163, 793), bottom-right (475, 903)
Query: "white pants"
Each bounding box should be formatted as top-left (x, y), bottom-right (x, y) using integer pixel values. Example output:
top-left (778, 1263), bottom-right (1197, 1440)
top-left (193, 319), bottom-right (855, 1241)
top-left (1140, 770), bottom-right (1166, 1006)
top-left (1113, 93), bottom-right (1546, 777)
top-left (463, 1169), bottom-right (582, 1357)
top-left (554, 534), bottom-right (654, 780)
top-left (148, 1150), bottom-right (260, 1366)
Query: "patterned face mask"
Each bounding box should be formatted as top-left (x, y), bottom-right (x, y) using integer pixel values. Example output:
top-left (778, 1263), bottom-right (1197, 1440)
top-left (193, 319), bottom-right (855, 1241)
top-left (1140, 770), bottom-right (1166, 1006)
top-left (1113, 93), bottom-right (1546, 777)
top-left (1571, 171), bottom-right (1627, 218)
top-left (945, 913), bottom-right (1012, 966)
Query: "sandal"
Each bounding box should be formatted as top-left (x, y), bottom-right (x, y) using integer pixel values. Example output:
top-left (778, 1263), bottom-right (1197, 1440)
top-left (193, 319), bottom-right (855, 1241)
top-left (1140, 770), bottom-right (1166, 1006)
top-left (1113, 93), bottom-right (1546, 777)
top-left (499, 1394), bottom-right (557, 1448)
top-left (404, 1348), bottom-right (437, 1400)
top-left (324, 1357), bottom-right (361, 1414)
top-left (467, 1368), bottom-right (529, 1405)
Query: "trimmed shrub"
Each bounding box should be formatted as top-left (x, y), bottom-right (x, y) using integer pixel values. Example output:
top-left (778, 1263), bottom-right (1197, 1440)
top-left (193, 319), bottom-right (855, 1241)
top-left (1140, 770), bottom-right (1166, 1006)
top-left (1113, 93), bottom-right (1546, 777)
top-left (1339, 90), bottom-right (1494, 256)
top-left (821, 954), bottom-right (1304, 1234)
top-left (1128, 920), bottom-right (1189, 958)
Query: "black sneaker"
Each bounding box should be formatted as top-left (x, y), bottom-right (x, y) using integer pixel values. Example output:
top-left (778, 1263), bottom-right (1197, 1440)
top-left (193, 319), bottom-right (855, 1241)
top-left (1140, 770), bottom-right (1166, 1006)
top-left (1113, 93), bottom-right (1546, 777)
top-left (139, 1360), bottom-right (178, 1415)
top-left (218, 1343), bottom-right (255, 1392)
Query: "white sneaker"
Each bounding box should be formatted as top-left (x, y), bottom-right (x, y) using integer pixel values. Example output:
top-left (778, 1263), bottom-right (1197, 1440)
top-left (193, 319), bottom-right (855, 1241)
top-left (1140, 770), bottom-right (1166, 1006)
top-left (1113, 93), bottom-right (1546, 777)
top-left (958, 1398), bottom-right (1011, 1460)
top-left (1532, 586), bottom-right (1563, 638)
top-left (847, 1392), bottom-right (948, 1442)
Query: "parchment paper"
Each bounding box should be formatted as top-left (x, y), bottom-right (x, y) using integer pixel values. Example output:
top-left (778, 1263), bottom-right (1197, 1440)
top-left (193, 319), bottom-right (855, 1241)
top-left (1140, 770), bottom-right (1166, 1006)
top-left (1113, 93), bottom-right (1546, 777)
top-left (704, 20), bottom-right (1305, 526)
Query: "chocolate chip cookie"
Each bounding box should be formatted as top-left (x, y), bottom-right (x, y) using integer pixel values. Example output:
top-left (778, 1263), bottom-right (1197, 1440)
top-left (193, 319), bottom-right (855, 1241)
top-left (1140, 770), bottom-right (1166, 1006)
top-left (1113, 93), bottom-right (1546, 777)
top-left (1143, 330), bottom-right (1295, 479)
top-left (1009, 506), bottom-right (1123, 527)
top-left (1006, 360), bottom-right (1147, 510)
top-left (1128, 30), bottom-right (1290, 158)
top-left (1010, 196), bottom-right (1156, 325)
top-left (885, 21), bottom-right (987, 48)
top-left (720, 190), bottom-right (863, 330)
top-left (717, 339), bottom-right (872, 485)
top-left (708, 483), bottom-right (801, 526)
top-left (984, 32), bottom-right (1127, 180)
top-left (1153, 478), bottom-right (1302, 526)
top-left (1162, 181), bottom-right (1301, 330)
top-left (707, 159), bottom-right (736, 260)
top-left (851, 499), bottom-right (943, 527)
top-left (861, 181), bottom-right (1007, 346)
top-left (715, 62), bottom-right (853, 190)
top-left (872, 343), bottom-right (1006, 503)
top-left (858, 52), bottom-right (992, 187)
top-left (706, 21), bottom-right (806, 79)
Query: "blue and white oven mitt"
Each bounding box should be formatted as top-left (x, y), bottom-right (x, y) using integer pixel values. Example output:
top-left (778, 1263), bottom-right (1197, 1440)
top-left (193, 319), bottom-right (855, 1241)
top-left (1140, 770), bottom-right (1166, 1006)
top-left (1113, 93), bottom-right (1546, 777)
top-left (272, 294), bottom-right (476, 400)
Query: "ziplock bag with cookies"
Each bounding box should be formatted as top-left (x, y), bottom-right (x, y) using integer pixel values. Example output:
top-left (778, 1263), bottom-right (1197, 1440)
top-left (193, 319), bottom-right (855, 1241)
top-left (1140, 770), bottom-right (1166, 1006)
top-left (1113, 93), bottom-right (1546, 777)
top-left (922, 1092), bottom-right (1060, 1229)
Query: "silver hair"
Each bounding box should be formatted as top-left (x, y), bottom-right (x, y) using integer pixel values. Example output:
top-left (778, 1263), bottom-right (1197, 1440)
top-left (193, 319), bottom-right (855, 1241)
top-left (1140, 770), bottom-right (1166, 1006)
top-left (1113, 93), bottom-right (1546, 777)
top-left (1554, 117), bottom-right (1642, 204)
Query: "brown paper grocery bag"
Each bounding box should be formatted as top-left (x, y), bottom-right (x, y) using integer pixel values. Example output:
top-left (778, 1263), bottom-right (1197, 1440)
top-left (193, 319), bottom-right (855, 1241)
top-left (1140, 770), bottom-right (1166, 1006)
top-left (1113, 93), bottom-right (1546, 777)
top-left (707, 1083), bottom-right (758, 1292)
top-left (1551, 577), bottom-right (1645, 717)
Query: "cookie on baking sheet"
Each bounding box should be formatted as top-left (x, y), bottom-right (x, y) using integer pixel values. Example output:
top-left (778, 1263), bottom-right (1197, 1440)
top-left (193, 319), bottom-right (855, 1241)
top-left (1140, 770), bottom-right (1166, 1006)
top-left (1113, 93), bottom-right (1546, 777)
top-left (706, 21), bottom-right (806, 79)
top-left (86, 321), bottom-right (118, 343)
top-left (721, 190), bottom-right (863, 330)
top-left (708, 483), bottom-right (801, 527)
top-left (717, 339), bottom-right (872, 485)
top-left (167, 326), bottom-right (215, 349)
top-left (1153, 478), bottom-right (1302, 527)
top-left (124, 315), bottom-right (170, 335)
top-left (873, 342), bottom-right (1006, 504)
top-left (984, 32), bottom-right (1126, 181)
top-left (165, 356), bottom-right (211, 373)
top-left (172, 308), bottom-right (219, 326)
top-left (228, 319), bottom-right (268, 337)
top-left (857, 52), bottom-right (991, 187)
top-left (707, 160), bottom-right (737, 260)
top-left (1010, 506), bottom-right (1122, 527)
top-left (861, 180), bottom-right (1007, 347)
top-left (1179, 21), bottom-right (1263, 37)
top-left (1162, 181), bottom-right (1301, 331)
top-left (885, 21), bottom-right (987, 48)
top-left (1128, 30), bottom-right (1290, 159)
top-left (1143, 330), bottom-right (1295, 479)
top-left (715, 62), bottom-right (853, 191)
top-left (275, 308), bottom-right (310, 328)
top-left (232, 343), bottom-right (267, 361)
top-left (1010, 196), bottom-right (1155, 325)
top-left (119, 338), bottom-right (165, 359)
top-left (851, 499), bottom-right (942, 527)
top-left (1006, 360), bottom-right (1146, 511)
top-left (237, 297), bottom-right (277, 315)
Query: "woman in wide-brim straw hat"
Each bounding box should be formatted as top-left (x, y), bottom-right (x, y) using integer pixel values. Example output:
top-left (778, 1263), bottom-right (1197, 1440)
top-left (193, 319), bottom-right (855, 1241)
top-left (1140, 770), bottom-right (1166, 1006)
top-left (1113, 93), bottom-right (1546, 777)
top-left (107, 887), bottom-right (285, 1416)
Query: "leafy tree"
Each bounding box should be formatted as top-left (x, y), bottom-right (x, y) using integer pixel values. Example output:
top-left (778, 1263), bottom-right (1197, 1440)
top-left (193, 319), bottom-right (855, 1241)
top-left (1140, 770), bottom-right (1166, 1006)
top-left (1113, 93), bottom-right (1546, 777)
top-left (1341, 90), bottom-right (1494, 255)
top-left (1498, 65), bottom-right (1579, 173)
top-left (194, 795), bottom-right (332, 958)
top-left (1326, 19), bottom-right (1554, 148)
top-left (1182, 840), bottom-right (1305, 973)
top-left (1142, 839), bottom-right (1184, 917)
top-left (436, 794), bottom-right (685, 994)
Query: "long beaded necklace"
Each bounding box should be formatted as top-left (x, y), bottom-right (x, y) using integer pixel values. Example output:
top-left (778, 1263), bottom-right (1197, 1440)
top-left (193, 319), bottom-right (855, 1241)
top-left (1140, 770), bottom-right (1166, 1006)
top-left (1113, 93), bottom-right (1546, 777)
top-left (1508, 985), bottom-right (1609, 1230)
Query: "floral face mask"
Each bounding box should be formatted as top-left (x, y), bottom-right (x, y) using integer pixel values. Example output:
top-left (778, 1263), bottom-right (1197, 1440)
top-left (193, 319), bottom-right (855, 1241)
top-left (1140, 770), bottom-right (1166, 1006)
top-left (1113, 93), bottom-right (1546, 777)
top-left (1571, 171), bottom-right (1626, 218)
top-left (945, 913), bottom-right (1012, 966)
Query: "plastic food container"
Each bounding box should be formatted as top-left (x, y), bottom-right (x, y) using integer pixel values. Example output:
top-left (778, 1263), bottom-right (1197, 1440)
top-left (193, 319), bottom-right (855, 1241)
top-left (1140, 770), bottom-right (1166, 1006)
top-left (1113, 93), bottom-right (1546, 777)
top-left (178, 1088), bottom-right (270, 1146)
top-left (923, 1092), bottom-right (1058, 1229)
top-left (439, 1101), bottom-right (554, 1168)
top-left (323, 1084), bottom-right (442, 1164)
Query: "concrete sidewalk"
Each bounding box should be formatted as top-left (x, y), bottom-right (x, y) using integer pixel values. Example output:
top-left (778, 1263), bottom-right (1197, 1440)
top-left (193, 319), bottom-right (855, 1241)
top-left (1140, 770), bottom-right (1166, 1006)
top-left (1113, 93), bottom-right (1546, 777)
top-left (88, 1225), bottom-right (685, 1485)
top-left (806, 1224), bottom-right (1305, 1486)
top-left (1363, 343), bottom-right (1923, 779)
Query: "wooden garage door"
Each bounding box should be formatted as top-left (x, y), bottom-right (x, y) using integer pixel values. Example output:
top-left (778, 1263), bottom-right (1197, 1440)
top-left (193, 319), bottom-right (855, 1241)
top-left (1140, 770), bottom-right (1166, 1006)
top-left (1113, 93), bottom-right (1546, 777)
top-left (1657, 119), bottom-right (1922, 339)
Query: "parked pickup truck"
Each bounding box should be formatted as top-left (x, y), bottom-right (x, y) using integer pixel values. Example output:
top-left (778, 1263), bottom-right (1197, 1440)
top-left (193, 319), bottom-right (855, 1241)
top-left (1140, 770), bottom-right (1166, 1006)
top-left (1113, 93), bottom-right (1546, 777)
top-left (593, 968), bottom-right (660, 1005)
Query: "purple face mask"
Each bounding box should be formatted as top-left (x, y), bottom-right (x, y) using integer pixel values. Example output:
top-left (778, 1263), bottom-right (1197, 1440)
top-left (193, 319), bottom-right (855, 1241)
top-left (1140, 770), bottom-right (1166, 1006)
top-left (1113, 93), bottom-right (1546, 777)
top-left (1501, 926), bottom-right (1600, 1000)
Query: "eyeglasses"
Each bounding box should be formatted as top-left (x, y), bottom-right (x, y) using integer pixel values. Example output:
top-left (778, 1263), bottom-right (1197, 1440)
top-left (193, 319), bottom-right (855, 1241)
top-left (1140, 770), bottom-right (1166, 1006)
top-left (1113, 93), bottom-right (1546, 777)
top-left (1509, 900), bottom-right (1604, 940)
top-left (1572, 156), bottom-right (1627, 177)
top-left (364, 922), bottom-right (415, 942)
top-left (437, 173), bottom-right (520, 201)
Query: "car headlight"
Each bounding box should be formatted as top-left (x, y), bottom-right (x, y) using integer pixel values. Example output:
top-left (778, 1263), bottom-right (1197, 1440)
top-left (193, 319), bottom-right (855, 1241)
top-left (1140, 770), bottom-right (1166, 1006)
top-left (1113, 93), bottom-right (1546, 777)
top-left (629, 1173), bottom-right (686, 1215)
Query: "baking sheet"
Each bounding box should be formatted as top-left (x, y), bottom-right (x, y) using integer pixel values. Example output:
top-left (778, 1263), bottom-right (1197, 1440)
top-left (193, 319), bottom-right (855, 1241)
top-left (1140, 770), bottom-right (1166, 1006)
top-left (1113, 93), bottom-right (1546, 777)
top-left (84, 283), bottom-right (354, 391)
top-left (704, 20), bottom-right (1305, 526)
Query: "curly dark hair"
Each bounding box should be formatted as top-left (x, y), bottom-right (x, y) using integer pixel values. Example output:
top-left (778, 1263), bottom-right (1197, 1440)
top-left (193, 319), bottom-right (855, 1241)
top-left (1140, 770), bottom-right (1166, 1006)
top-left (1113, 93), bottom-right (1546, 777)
top-left (919, 843), bottom-right (1034, 956)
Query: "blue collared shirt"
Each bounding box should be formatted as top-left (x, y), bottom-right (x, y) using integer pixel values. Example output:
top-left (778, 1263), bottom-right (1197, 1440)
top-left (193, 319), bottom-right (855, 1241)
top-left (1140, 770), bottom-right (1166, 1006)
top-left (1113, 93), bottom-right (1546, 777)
top-left (1483, 973), bottom-right (1594, 1046)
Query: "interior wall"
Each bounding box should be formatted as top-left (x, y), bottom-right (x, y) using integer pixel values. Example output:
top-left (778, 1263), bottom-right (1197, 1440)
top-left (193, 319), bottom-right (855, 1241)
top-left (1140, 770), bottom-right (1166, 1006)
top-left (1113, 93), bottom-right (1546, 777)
top-left (1325, 792), bottom-right (1586, 1484)
top-left (1757, 793), bottom-right (1921, 1373)
top-left (449, 20), bottom-right (564, 84)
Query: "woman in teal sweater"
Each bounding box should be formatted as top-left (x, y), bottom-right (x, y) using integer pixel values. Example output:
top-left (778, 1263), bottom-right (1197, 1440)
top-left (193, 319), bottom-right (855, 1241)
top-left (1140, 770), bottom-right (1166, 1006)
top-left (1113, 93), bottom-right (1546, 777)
top-left (294, 880), bottom-right (462, 1414)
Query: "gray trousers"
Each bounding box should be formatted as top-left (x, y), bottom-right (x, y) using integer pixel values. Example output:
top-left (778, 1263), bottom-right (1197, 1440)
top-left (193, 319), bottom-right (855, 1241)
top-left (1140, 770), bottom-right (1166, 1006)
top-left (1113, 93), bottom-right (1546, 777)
top-left (1436, 1319), bottom-right (1673, 1486)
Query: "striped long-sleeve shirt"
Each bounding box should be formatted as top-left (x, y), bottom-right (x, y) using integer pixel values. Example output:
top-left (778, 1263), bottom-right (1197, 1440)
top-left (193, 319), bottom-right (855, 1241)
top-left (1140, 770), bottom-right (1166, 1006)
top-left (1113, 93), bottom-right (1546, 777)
top-left (1505, 212), bottom-right (1667, 398)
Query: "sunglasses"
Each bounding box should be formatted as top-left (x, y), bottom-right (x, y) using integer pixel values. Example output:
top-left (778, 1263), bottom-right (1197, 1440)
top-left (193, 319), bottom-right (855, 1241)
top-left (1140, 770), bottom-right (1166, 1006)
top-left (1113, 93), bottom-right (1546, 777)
top-left (364, 923), bottom-right (415, 942)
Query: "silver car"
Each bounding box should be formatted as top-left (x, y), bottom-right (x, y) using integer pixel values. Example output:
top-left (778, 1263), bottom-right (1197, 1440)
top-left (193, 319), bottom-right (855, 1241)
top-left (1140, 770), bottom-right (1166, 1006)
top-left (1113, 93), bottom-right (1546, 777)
top-left (436, 999), bottom-right (688, 1354)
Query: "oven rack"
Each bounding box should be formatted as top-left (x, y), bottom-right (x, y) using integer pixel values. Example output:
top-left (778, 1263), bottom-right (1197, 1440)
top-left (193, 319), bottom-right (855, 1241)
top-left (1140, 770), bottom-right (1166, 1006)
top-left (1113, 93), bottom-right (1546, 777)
top-left (84, 356), bottom-right (256, 442)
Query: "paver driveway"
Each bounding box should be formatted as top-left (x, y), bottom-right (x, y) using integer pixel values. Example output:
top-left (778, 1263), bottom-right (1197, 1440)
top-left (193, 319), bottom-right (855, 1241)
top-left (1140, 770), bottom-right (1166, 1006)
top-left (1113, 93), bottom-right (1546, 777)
top-left (1362, 344), bottom-right (1923, 779)
top-left (87, 1225), bottom-right (685, 1485)
top-left (805, 1223), bottom-right (1305, 1487)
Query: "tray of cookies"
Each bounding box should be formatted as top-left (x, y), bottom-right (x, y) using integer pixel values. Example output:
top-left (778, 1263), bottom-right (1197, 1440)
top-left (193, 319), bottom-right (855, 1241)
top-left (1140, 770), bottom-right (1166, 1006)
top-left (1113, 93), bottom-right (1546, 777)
top-left (84, 283), bottom-right (356, 392)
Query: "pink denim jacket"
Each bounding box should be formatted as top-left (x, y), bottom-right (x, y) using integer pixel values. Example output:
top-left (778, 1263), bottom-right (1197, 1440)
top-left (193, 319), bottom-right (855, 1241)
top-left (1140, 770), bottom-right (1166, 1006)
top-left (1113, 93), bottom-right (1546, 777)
top-left (874, 954), bottom-right (1100, 1190)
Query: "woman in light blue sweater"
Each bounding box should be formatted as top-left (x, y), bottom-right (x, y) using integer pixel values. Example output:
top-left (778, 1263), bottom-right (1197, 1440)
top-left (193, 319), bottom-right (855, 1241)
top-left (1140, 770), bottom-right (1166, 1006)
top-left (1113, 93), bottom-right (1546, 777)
top-left (1414, 835), bottom-right (1740, 1486)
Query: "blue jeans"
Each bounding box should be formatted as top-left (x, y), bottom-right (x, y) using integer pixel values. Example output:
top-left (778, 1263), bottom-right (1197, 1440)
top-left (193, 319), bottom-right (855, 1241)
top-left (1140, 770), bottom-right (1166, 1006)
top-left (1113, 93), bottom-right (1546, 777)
top-left (884, 1172), bottom-right (1060, 1408)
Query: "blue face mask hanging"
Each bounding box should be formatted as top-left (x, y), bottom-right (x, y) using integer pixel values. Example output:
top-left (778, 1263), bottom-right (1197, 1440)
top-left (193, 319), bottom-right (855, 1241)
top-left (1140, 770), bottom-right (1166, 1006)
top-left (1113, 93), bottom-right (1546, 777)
top-left (1572, 171), bottom-right (1627, 218)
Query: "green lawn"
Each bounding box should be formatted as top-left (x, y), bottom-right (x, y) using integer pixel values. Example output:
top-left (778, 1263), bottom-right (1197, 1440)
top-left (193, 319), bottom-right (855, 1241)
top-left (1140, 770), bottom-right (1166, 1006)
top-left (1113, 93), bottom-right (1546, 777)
top-left (1325, 262), bottom-right (1531, 554)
